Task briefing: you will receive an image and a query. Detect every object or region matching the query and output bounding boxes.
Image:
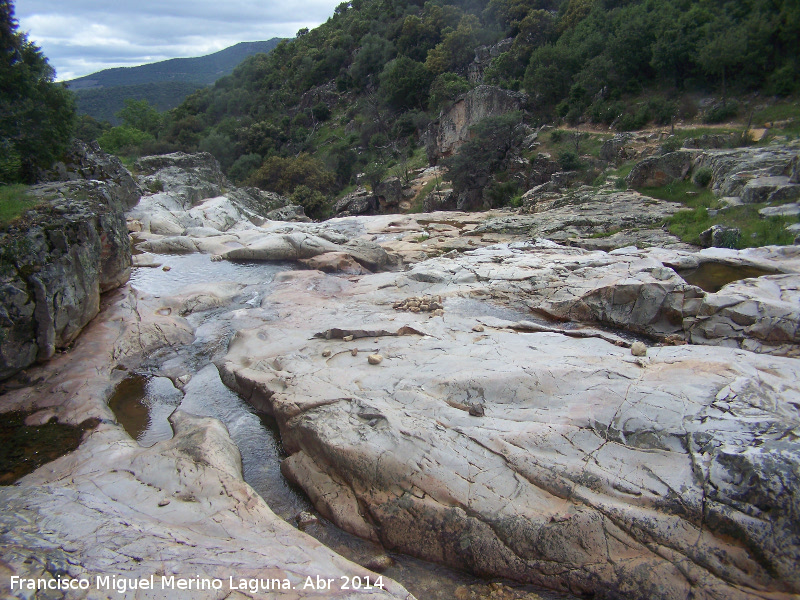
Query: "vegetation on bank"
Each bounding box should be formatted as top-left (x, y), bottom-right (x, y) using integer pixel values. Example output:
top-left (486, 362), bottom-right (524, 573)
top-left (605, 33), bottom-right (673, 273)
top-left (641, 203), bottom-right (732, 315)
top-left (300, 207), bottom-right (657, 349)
top-left (0, 0), bottom-right (75, 183)
top-left (0, 184), bottom-right (38, 225)
top-left (71, 0), bottom-right (798, 213)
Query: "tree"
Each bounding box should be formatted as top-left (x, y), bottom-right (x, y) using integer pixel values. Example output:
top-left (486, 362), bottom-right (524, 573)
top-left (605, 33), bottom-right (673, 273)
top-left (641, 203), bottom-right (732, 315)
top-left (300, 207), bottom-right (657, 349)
top-left (116, 98), bottom-right (161, 135)
top-left (697, 16), bottom-right (747, 105)
top-left (443, 112), bottom-right (523, 195)
top-left (378, 57), bottom-right (433, 111)
top-left (0, 0), bottom-right (75, 182)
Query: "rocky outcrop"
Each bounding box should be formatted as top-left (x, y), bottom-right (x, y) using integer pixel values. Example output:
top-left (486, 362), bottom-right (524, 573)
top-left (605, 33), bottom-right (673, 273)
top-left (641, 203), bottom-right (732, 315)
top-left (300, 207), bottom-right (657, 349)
top-left (0, 152), bottom-right (135, 380)
top-left (134, 151), bottom-right (230, 207)
top-left (599, 133), bottom-right (634, 163)
top-left (334, 187), bottom-right (378, 216)
top-left (38, 140), bottom-right (141, 210)
top-left (425, 85), bottom-right (527, 162)
top-left (217, 243), bottom-right (800, 600)
top-left (467, 38), bottom-right (513, 83)
top-left (519, 187), bottom-right (688, 249)
top-left (626, 150), bottom-right (695, 189)
top-left (699, 224), bottom-right (741, 248)
top-left (691, 144), bottom-right (800, 199)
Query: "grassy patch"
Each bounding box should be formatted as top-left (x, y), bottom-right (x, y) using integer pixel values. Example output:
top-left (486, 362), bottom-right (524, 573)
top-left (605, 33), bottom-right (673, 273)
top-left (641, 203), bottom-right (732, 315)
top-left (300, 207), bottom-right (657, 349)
top-left (641, 180), bottom-right (798, 248)
top-left (0, 185), bottom-right (39, 225)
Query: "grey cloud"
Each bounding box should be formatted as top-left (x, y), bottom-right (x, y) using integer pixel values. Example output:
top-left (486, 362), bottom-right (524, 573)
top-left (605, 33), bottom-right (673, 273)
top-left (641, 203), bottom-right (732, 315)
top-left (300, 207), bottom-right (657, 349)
top-left (14, 0), bottom-right (342, 79)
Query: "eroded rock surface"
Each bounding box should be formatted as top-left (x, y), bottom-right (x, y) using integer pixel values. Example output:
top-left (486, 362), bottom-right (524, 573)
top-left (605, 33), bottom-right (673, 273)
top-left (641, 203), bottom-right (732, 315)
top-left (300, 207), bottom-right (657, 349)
top-left (216, 244), bottom-right (800, 600)
top-left (0, 283), bottom-right (413, 600)
top-left (0, 163), bottom-right (134, 379)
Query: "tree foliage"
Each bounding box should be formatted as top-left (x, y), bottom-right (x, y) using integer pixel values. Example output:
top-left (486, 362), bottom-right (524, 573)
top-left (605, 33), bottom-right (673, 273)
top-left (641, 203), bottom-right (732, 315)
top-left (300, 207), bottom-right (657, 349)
top-left (0, 0), bottom-right (75, 182)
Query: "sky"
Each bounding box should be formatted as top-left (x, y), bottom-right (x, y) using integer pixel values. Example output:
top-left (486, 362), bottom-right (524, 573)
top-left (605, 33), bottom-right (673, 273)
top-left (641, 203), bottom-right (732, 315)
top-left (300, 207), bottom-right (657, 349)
top-left (14, 0), bottom-right (345, 81)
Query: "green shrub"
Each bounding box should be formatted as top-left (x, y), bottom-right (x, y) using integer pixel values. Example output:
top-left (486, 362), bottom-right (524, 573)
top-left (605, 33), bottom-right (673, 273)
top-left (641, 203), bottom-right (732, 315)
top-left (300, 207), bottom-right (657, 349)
top-left (660, 137), bottom-right (681, 154)
top-left (558, 150), bottom-right (581, 171)
top-left (614, 177), bottom-right (627, 190)
top-left (693, 167), bottom-right (713, 187)
top-left (703, 102), bottom-right (739, 124)
top-left (550, 130), bottom-right (564, 143)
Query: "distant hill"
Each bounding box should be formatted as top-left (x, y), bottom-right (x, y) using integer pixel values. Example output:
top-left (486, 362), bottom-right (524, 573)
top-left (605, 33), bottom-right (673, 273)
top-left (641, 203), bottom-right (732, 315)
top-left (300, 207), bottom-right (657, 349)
top-left (68, 40), bottom-right (282, 123)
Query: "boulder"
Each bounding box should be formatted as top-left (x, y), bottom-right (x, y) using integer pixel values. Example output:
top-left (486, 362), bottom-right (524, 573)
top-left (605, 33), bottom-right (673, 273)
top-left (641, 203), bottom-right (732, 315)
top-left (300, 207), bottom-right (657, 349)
top-left (266, 204), bottom-right (311, 222)
top-left (692, 145), bottom-right (799, 198)
top-left (334, 188), bottom-right (378, 216)
top-left (626, 150), bottom-right (694, 189)
top-left (374, 177), bottom-right (404, 210)
top-left (422, 188), bottom-right (457, 212)
top-left (740, 175), bottom-right (800, 204)
top-left (699, 225), bottom-right (741, 248)
top-left (227, 186), bottom-right (292, 218)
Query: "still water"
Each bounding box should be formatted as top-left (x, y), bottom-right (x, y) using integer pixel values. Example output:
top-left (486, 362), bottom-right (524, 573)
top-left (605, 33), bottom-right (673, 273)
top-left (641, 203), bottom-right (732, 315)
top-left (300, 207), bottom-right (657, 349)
top-left (112, 253), bottom-right (574, 600)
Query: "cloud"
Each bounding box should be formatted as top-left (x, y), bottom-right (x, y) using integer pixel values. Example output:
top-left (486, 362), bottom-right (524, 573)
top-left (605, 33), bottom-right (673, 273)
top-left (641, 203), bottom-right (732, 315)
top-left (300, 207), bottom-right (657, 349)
top-left (15, 0), bottom-right (344, 80)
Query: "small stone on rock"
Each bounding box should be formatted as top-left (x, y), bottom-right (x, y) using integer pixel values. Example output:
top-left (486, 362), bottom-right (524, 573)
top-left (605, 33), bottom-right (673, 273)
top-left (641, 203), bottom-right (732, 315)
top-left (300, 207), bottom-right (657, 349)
top-left (322, 348), bottom-right (332, 357)
top-left (368, 354), bottom-right (383, 365)
top-left (296, 511), bottom-right (318, 529)
top-left (363, 554), bottom-right (394, 572)
top-left (469, 403), bottom-right (485, 417)
top-left (630, 341), bottom-right (647, 357)
top-left (472, 324), bottom-right (485, 332)
top-left (158, 499), bottom-right (170, 507)
top-left (343, 335), bottom-right (354, 342)
top-left (162, 265), bottom-right (171, 271)
top-left (351, 348), bottom-right (358, 356)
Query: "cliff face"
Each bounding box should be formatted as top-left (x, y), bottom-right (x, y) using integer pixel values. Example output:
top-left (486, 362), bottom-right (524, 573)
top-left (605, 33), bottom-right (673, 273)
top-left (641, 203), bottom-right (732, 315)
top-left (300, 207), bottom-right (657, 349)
top-left (0, 143), bottom-right (139, 380)
top-left (425, 85), bottom-right (527, 162)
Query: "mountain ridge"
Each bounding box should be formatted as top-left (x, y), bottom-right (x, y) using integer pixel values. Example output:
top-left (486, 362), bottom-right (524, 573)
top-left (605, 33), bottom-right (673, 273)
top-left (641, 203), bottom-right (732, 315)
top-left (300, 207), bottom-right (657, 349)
top-left (67, 40), bottom-right (283, 90)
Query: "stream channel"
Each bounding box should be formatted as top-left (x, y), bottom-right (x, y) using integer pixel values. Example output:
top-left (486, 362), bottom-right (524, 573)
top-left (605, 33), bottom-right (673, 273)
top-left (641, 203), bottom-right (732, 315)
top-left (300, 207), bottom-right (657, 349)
top-left (113, 253), bottom-right (575, 600)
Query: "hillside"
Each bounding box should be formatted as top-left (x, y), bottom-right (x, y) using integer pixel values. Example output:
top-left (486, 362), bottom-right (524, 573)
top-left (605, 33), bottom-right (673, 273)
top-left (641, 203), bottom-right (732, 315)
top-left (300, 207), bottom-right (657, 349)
top-left (67, 40), bottom-right (283, 90)
top-left (69, 40), bottom-right (282, 124)
top-left (105, 0), bottom-right (799, 217)
top-left (73, 81), bottom-right (206, 124)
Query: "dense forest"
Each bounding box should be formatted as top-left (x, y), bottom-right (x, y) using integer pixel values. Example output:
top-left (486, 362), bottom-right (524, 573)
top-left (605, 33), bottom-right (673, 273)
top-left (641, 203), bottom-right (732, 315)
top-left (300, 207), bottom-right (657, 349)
top-left (4, 0), bottom-right (799, 210)
top-left (69, 41), bottom-right (283, 125)
top-left (85, 0), bottom-right (797, 216)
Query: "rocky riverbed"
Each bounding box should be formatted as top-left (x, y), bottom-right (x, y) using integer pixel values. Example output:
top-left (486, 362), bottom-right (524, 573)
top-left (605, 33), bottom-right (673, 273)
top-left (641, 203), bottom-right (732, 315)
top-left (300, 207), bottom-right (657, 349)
top-left (2, 150), bottom-right (799, 600)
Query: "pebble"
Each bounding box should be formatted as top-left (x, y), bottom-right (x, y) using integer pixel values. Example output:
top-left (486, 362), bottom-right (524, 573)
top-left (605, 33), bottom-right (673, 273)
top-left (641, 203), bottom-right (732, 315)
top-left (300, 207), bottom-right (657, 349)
top-left (296, 511), bottom-right (319, 529)
top-left (363, 554), bottom-right (394, 572)
top-left (158, 499), bottom-right (170, 507)
top-left (368, 354), bottom-right (383, 365)
top-left (472, 324), bottom-right (485, 332)
top-left (343, 335), bottom-right (354, 342)
top-left (469, 403), bottom-right (485, 417)
top-left (351, 348), bottom-right (358, 356)
top-left (162, 265), bottom-right (171, 271)
top-left (393, 295), bottom-right (444, 313)
top-left (630, 341), bottom-right (647, 357)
